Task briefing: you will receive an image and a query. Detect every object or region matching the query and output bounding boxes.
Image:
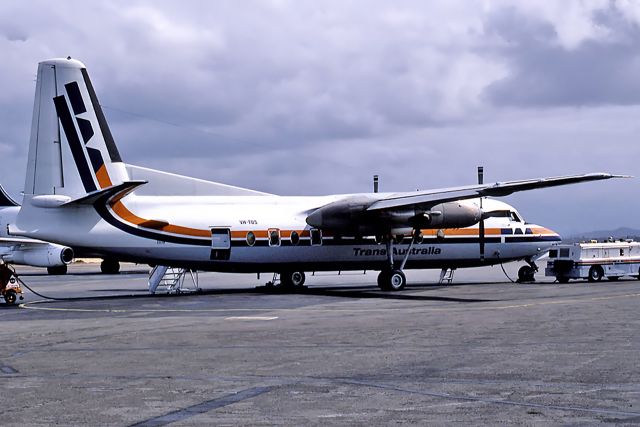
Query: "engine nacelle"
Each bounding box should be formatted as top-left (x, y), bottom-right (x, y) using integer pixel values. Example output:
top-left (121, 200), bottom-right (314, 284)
top-left (307, 197), bottom-right (482, 233)
top-left (5, 244), bottom-right (74, 267)
top-left (410, 202), bottom-right (482, 229)
top-left (306, 196), bottom-right (374, 232)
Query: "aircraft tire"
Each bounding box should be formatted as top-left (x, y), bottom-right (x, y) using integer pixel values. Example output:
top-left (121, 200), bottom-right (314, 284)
top-left (101, 259), bottom-right (120, 275)
top-left (47, 265), bottom-right (68, 275)
top-left (4, 290), bottom-right (16, 304)
top-left (517, 266), bottom-right (535, 282)
top-left (377, 271), bottom-right (390, 290)
top-left (280, 271), bottom-right (305, 290)
top-left (557, 276), bottom-right (570, 284)
top-left (607, 276), bottom-right (619, 281)
top-left (588, 266), bottom-right (603, 282)
top-left (379, 269), bottom-right (406, 291)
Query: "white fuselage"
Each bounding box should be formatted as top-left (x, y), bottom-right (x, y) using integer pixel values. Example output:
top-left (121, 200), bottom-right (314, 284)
top-left (14, 195), bottom-right (560, 273)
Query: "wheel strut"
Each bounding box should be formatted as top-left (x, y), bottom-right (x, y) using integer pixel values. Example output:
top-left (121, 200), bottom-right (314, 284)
top-left (377, 231), bottom-right (416, 291)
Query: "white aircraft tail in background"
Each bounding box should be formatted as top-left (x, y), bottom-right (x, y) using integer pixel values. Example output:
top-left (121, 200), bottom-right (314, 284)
top-left (0, 185), bottom-right (73, 274)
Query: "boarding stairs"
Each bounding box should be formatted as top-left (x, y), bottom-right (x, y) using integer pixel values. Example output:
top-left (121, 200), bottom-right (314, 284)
top-left (439, 268), bottom-right (456, 285)
top-left (148, 265), bottom-right (200, 294)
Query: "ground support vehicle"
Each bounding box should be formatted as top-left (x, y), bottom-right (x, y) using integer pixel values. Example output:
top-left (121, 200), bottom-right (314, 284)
top-left (546, 241), bottom-right (640, 283)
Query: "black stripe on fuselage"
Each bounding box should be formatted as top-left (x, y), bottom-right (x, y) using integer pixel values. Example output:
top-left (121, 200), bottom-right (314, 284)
top-left (228, 235), bottom-right (557, 248)
top-left (506, 236), bottom-right (561, 243)
top-left (81, 68), bottom-right (122, 163)
top-left (53, 95), bottom-right (97, 193)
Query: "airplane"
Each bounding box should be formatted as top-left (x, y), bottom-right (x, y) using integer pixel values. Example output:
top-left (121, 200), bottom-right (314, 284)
top-left (0, 185), bottom-right (73, 274)
top-left (9, 58), bottom-right (628, 291)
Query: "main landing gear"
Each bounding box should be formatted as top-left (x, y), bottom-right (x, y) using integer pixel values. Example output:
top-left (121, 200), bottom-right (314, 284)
top-left (377, 232), bottom-right (417, 291)
top-left (265, 271), bottom-right (307, 291)
top-left (100, 258), bottom-right (120, 275)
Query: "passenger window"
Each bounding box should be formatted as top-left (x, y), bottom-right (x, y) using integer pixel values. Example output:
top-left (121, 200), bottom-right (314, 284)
top-left (620, 249), bottom-right (624, 256)
top-left (310, 228), bottom-right (322, 246)
top-left (246, 231), bottom-right (256, 247)
top-left (268, 229), bottom-right (280, 247)
top-left (290, 231), bottom-right (300, 246)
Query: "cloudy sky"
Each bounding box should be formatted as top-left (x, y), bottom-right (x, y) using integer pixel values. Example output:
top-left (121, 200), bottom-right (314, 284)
top-left (1, 0), bottom-right (639, 234)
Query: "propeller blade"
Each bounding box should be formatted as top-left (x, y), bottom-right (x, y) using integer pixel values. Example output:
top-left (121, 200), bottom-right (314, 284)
top-left (478, 166), bottom-right (485, 261)
top-left (479, 218), bottom-right (485, 261)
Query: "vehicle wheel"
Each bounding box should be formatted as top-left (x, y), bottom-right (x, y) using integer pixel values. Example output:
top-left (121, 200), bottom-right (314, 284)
top-left (588, 266), bottom-right (603, 282)
top-left (381, 269), bottom-right (406, 291)
top-left (100, 259), bottom-right (120, 274)
top-left (47, 265), bottom-right (67, 275)
top-left (279, 271), bottom-right (306, 290)
top-left (377, 271), bottom-right (390, 290)
top-left (557, 276), bottom-right (569, 284)
top-left (518, 266), bottom-right (535, 282)
top-left (607, 276), bottom-right (619, 281)
top-left (4, 290), bottom-right (16, 304)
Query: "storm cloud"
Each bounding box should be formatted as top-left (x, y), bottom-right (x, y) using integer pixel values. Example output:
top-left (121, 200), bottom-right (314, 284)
top-left (0, 0), bottom-right (638, 234)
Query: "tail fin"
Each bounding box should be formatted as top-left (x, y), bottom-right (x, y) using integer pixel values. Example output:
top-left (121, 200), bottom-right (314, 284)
top-left (24, 58), bottom-right (129, 199)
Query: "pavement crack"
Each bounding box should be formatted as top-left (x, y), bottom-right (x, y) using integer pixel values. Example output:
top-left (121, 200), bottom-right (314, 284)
top-left (128, 386), bottom-right (273, 427)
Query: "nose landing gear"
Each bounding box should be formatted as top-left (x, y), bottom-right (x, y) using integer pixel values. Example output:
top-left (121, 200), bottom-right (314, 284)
top-left (517, 258), bottom-right (539, 283)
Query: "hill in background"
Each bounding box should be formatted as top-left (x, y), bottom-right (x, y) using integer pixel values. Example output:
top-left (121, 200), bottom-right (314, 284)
top-left (563, 227), bottom-right (640, 243)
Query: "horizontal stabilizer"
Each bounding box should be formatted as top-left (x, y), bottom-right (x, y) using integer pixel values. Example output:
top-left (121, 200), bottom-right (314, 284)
top-left (62, 180), bottom-right (147, 206)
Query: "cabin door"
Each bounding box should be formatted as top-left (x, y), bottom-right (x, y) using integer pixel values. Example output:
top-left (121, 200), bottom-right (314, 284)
top-left (210, 228), bottom-right (231, 261)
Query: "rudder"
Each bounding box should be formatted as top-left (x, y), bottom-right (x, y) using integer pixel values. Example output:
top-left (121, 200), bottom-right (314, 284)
top-left (24, 58), bottom-right (128, 199)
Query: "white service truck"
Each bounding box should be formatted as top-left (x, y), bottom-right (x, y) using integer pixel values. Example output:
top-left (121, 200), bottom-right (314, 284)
top-left (545, 241), bottom-right (640, 283)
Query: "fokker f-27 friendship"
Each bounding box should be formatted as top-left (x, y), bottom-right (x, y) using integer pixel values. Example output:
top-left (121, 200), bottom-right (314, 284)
top-left (11, 58), bottom-right (627, 290)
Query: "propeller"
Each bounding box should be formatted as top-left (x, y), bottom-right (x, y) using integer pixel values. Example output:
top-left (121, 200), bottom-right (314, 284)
top-left (478, 166), bottom-right (485, 261)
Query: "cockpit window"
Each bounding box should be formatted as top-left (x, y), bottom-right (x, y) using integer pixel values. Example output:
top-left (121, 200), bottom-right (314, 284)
top-left (509, 211), bottom-right (522, 222)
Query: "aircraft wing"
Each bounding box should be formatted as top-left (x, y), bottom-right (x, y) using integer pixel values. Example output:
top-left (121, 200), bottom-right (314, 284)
top-left (367, 173), bottom-right (625, 211)
top-left (307, 173), bottom-right (628, 232)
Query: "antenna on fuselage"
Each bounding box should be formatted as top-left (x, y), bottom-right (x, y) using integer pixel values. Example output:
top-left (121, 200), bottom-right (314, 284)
top-left (373, 175), bottom-right (379, 193)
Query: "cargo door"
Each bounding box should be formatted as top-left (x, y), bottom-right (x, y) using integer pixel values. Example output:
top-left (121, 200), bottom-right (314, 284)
top-left (210, 228), bottom-right (231, 260)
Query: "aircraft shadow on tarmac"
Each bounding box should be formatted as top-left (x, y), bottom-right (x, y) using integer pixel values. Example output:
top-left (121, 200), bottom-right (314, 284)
top-left (17, 270), bottom-right (148, 277)
top-left (72, 284), bottom-right (496, 303)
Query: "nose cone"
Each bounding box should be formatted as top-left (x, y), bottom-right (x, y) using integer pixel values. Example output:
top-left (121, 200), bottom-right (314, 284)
top-left (531, 224), bottom-right (562, 248)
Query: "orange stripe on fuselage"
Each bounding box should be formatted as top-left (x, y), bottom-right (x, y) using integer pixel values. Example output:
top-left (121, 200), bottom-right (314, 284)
top-left (422, 228), bottom-right (503, 236)
top-left (111, 201), bottom-right (210, 238)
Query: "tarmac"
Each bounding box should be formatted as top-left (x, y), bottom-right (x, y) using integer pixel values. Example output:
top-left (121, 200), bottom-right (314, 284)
top-left (1, 262), bottom-right (639, 425)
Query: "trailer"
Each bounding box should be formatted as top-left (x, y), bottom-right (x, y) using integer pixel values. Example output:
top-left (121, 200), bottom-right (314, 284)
top-left (545, 241), bottom-right (640, 283)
